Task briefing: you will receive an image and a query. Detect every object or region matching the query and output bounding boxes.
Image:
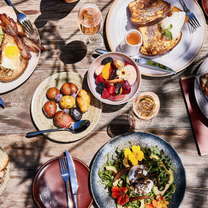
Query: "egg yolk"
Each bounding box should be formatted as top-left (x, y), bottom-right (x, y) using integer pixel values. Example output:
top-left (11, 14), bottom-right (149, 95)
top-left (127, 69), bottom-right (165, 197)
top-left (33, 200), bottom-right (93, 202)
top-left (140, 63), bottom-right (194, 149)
top-left (5, 45), bottom-right (18, 59)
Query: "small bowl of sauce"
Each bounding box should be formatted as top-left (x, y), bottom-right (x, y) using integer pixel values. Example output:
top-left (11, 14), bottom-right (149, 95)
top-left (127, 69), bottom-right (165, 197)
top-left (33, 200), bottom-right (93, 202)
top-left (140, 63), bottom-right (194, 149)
top-left (120, 29), bottom-right (142, 57)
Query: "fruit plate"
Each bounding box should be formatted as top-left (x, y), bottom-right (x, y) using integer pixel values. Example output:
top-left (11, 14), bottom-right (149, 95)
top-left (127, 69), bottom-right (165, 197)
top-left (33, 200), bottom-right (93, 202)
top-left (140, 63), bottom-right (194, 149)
top-left (194, 58), bottom-right (208, 119)
top-left (0, 145), bottom-right (10, 197)
top-left (90, 132), bottom-right (186, 208)
top-left (0, 6), bottom-right (41, 94)
top-left (87, 52), bottom-right (141, 105)
top-left (106, 0), bottom-right (206, 77)
top-left (31, 72), bottom-right (102, 142)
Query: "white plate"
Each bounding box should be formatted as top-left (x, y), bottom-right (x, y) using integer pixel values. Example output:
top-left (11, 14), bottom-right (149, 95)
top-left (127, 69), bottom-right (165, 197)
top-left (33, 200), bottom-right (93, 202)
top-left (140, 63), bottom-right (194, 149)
top-left (31, 72), bottom-right (102, 143)
top-left (0, 6), bottom-right (41, 94)
top-left (0, 145), bottom-right (10, 197)
top-left (106, 0), bottom-right (206, 77)
top-left (194, 58), bottom-right (208, 118)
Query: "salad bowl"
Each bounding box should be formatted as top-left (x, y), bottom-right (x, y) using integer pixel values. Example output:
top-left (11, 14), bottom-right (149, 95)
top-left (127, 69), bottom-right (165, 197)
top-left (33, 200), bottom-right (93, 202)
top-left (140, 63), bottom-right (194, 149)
top-left (90, 132), bottom-right (186, 208)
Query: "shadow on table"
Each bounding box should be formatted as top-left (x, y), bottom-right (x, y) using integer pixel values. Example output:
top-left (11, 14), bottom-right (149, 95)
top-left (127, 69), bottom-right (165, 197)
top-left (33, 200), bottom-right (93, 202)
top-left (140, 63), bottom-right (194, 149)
top-left (8, 139), bottom-right (47, 208)
top-left (34, 0), bottom-right (79, 28)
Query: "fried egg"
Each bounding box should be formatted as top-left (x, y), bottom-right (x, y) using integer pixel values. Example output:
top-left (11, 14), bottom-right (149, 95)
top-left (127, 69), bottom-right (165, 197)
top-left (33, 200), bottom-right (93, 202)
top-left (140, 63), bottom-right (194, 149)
top-left (1, 43), bottom-right (20, 71)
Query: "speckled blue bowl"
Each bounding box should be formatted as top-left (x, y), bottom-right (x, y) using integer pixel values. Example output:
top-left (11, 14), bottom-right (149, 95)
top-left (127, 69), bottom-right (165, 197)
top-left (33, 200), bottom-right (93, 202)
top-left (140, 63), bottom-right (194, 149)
top-left (90, 132), bottom-right (186, 208)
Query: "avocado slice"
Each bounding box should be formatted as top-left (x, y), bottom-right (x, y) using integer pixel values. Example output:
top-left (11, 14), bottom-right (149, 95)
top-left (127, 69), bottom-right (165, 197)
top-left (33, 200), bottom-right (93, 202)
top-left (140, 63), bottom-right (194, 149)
top-left (116, 199), bottom-right (145, 208)
top-left (150, 154), bottom-right (175, 196)
top-left (106, 166), bottom-right (118, 174)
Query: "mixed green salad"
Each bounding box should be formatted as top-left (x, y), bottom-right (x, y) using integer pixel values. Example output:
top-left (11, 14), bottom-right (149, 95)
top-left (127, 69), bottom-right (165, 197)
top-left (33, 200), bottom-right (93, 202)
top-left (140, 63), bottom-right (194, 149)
top-left (99, 144), bottom-right (176, 208)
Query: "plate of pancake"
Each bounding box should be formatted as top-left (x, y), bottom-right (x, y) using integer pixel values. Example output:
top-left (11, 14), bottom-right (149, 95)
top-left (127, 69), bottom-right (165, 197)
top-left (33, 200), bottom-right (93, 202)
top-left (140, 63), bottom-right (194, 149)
top-left (106, 0), bottom-right (206, 77)
top-left (0, 6), bottom-right (43, 93)
top-left (0, 145), bottom-right (10, 196)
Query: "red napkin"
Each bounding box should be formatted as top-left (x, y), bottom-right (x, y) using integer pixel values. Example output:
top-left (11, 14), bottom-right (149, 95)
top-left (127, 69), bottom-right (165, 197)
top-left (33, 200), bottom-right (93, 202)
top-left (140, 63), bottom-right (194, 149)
top-left (181, 75), bottom-right (208, 156)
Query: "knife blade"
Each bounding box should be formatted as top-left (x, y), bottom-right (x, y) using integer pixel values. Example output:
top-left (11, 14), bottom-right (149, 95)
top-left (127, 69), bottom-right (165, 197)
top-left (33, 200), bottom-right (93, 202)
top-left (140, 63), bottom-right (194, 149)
top-left (0, 97), bottom-right (5, 108)
top-left (95, 49), bottom-right (176, 75)
top-left (65, 150), bottom-right (78, 208)
top-left (133, 58), bottom-right (176, 74)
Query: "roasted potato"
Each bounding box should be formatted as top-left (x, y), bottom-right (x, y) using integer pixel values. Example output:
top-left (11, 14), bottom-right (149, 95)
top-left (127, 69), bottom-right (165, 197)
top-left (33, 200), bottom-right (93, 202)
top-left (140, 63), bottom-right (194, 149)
top-left (60, 82), bottom-right (78, 95)
top-left (43, 100), bottom-right (57, 118)
top-left (53, 111), bottom-right (73, 128)
top-left (46, 87), bottom-right (60, 100)
top-left (76, 89), bottom-right (91, 113)
top-left (59, 95), bottom-right (76, 109)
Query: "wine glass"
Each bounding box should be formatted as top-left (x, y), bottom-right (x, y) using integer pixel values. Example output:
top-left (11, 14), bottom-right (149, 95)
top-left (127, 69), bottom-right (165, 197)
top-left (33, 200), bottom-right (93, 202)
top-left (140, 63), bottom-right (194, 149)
top-left (130, 91), bottom-right (160, 129)
top-left (77, 3), bottom-right (103, 52)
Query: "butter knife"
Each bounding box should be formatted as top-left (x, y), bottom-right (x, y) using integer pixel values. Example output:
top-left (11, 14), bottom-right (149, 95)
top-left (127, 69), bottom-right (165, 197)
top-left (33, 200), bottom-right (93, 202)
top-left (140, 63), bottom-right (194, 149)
top-left (65, 150), bottom-right (78, 208)
top-left (95, 49), bottom-right (176, 75)
top-left (0, 97), bottom-right (5, 108)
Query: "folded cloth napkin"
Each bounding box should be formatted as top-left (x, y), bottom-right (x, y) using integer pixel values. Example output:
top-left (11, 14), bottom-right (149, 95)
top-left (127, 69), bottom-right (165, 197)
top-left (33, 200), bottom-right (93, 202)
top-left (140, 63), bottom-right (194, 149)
top-left (181, 75), bottom-right (208, 156)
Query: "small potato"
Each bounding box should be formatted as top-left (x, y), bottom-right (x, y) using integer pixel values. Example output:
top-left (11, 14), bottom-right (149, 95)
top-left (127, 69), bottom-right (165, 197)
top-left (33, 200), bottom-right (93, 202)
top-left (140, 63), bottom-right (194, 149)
top-left (60, 82), bottom-right (78, 95)
top-left (53, 111), bottom-right (73, 128)
top-left (76, 89), bottom-right (91, 113)
top-left (46, 87), bottom-right (60, 100)
top-left (59, 95), bottom-right (76, 109)
top-left (43, 100), bottom-right (57, 118)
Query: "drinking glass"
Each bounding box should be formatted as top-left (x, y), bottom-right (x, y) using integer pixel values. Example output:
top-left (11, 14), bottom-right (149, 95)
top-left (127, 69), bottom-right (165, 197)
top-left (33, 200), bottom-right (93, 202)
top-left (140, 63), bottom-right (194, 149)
top-left (130, 92), bottom-right (160, 129)
top-left (77, 3), bottom-right (103, 51)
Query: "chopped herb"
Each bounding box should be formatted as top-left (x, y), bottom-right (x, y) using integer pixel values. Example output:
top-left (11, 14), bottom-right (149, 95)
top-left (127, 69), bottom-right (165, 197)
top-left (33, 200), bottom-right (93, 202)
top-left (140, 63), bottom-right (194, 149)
top-left (159, 23), bottom-right (173, 40)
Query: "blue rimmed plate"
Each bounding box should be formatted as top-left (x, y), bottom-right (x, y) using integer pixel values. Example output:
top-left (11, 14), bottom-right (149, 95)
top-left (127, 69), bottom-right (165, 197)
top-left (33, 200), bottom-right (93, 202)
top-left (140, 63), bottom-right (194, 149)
top-left (90, 132), bottom-right (186, 208)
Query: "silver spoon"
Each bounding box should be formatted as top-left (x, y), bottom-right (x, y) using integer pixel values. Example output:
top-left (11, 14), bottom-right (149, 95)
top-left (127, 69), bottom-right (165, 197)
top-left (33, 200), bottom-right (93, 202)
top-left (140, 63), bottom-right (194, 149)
top-left (26, 120), bottom-right (90, 137)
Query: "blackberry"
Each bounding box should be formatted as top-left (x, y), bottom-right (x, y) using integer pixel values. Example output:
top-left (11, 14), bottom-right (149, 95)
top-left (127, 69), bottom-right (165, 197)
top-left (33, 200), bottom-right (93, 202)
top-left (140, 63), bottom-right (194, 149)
top-left (101, 57), bottom-right (113, 65)
top-left (96, 82), bottom-right (106, 94)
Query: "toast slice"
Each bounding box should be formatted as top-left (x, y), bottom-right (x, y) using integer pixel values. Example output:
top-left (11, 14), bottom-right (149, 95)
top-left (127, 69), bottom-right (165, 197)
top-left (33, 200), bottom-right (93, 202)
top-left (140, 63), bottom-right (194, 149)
top-left (0, 33), bottom-right (29, 83)
top-left (128, 0), bottom-right (171, 26)
top-left (139, 23), bottom-right (182, 56)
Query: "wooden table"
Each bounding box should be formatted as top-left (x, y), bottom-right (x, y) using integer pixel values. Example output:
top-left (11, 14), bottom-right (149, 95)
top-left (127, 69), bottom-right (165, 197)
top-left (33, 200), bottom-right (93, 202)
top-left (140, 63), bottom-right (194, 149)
top-left (0, 0), bottom-right (208, 207)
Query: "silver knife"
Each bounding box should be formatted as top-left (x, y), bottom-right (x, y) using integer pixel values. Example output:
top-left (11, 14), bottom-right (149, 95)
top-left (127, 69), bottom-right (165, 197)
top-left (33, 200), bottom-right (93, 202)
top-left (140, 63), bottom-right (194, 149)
top-left (0, 97), bottom-right (5, 108)
top-left (65, 150), bottom-right (78, 208)
top-left (95, 49), bottom-right (176, 75)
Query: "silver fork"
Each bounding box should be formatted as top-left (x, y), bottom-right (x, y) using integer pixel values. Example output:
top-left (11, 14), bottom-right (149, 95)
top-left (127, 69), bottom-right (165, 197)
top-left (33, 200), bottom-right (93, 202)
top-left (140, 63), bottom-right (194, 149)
top-left (4, 0), bottom-right (35, 35)
top-left (59, 157), bottom-right (72, 208)
top-left (179, 0), bottom-right (201, 31)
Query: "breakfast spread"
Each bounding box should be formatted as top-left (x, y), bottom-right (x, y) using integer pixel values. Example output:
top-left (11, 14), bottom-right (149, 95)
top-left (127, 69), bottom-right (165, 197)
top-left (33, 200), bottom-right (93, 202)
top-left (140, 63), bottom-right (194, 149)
top-left (0, 13), bottom-right (43, 82)
top-left (128, 0), bottom-right (188, 56)
top-left (200, 73), bottom-right (208, 97)
top-left (99, 144), bottom-right (176, 208)
top-left (43, 82), bottom-right (91, 128)
top-left (94, 56), bottom-right (137, 101)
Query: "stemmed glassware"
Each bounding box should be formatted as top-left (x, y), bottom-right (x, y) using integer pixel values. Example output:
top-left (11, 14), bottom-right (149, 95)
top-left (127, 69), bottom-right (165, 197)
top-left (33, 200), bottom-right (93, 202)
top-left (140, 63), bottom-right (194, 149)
top-left (77, 3), bottom-right (103, 51)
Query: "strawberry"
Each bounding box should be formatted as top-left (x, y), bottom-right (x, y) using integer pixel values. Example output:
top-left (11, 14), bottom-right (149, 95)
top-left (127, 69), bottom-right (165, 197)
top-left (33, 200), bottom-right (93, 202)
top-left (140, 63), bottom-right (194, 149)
top-left (101, 88), bottom-right (110, 99)
top-left (95, 74), bottom-right (104, 85)
top-left (108, 85), bottom-right (115, 94)
top-left (105, 80), bottom-right (111, 89)
top-left (125, 62), bottom-right (131, 66)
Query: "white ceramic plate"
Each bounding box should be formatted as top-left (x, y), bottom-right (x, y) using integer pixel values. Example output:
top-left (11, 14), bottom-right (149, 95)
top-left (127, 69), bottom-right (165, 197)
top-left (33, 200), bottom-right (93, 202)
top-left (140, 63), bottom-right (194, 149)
top-left (0, 145), bottom-right (10, 197)
top-left (194, 58), bottom-right (208, 118)
top-left (0, 6), bottom-right (41, 94)
top-left (106, 0), bottom-right (206, 77)
top-left (31, 72), bottom-right (102, 143)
